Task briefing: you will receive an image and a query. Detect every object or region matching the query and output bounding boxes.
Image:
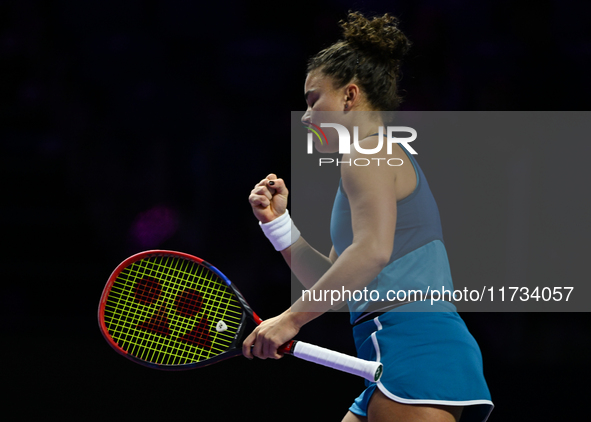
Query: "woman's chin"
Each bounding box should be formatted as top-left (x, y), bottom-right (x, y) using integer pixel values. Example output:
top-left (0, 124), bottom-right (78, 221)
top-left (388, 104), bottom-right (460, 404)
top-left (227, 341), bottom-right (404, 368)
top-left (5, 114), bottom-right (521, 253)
top-left (315, 143), bottom-right (339, 154)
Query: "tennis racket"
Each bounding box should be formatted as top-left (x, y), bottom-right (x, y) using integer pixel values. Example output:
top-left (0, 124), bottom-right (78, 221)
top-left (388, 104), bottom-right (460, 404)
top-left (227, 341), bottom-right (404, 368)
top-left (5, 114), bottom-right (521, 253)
top-left (98, 250), bottom-right (383, 382)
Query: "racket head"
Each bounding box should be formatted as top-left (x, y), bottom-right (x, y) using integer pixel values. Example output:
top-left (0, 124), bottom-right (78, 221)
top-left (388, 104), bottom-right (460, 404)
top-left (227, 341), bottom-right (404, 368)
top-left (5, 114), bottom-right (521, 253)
top-left (98, 250), bottom-right (254, 370)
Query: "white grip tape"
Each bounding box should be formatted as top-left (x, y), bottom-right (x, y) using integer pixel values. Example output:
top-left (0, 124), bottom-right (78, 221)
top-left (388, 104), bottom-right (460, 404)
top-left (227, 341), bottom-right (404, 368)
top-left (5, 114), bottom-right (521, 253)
top-left (292, 341), bottom-right (383, 382)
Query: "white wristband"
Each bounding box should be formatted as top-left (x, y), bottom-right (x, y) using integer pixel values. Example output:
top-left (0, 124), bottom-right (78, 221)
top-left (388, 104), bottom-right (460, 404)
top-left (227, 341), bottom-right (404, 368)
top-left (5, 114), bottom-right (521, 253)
top-left (259, 210), bottom-right (301, 251)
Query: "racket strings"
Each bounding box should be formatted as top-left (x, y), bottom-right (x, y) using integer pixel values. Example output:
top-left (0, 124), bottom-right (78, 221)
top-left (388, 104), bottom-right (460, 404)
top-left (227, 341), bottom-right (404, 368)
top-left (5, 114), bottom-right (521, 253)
top-left (103, 255), bottom-right (243, 365)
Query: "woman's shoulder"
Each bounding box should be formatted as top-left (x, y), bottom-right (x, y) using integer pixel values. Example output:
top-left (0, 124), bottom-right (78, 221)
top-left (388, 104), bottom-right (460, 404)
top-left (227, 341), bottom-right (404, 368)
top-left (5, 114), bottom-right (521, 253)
top-left (340, 137), bottom-right (417, 201)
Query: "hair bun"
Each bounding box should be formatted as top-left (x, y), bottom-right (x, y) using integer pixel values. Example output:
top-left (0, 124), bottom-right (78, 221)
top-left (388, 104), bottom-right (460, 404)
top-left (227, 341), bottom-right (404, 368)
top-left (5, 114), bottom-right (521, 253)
top-left (307, 11), bottom-right (410, 110)
top-left (341, 12), bottom-right (410, 62)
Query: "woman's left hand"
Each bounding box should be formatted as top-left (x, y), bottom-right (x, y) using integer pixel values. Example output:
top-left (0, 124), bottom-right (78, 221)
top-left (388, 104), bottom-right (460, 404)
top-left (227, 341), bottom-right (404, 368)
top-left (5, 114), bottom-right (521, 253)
top-left (242, 310), bottom-right (301, 360)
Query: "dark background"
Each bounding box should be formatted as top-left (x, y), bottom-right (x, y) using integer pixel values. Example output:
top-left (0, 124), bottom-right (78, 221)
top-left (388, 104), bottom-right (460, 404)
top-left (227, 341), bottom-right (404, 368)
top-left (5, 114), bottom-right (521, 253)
top-left (2, 0), bottom-right (590, 420)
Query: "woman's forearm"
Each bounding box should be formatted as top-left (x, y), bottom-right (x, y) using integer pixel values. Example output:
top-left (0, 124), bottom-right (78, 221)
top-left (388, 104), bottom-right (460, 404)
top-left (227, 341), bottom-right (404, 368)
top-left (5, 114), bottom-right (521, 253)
top-left (279, 236), bottom-right (333, 289)
top-left (288, 241), bottom-right (390, 327)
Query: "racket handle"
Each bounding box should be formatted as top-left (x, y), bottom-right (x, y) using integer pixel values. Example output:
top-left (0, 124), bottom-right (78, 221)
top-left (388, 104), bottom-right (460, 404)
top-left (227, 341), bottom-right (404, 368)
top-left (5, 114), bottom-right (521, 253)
top-left (290, 341), bottom-right (383, 382)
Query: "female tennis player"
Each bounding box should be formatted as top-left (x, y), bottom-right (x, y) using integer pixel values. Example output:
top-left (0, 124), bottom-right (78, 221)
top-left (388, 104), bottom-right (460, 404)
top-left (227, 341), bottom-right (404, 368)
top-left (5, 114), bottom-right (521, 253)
top-left (243, 12), bottom-right (493, 422)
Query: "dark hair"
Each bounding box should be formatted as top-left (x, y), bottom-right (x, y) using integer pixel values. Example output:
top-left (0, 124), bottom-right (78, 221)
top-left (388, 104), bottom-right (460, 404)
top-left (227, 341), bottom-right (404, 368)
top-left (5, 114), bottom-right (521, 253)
top-left (307, 12), bottom-right (411, 111)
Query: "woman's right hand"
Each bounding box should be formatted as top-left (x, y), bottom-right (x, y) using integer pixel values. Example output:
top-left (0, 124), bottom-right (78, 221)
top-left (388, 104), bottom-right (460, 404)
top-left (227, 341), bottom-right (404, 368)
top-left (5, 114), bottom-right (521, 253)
top-left (248, 173), bottom-right (289, 223)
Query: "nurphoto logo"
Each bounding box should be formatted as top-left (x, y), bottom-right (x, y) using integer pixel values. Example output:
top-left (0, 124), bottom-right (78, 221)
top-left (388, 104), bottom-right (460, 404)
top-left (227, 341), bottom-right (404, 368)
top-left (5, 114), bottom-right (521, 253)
top-left (305, 123), bottom-right (418, 167)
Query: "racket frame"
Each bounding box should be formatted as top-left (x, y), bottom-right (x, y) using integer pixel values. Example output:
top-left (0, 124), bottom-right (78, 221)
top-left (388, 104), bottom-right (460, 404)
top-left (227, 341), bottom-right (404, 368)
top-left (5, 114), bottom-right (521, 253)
top-left (98, 250), bottom-right (264, 370)
top-left (98, 250), bottom-right (381, 383)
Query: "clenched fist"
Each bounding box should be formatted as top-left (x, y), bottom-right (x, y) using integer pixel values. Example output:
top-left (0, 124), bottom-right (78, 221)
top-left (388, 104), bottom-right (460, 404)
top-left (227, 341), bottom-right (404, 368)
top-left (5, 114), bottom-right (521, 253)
top-left (248, 173), bottom-right (289, 223)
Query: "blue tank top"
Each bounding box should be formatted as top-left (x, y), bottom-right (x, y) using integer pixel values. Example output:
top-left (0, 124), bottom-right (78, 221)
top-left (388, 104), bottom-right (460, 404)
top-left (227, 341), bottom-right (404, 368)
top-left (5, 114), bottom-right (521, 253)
top-left (330, 143), bottom-right (456, 323)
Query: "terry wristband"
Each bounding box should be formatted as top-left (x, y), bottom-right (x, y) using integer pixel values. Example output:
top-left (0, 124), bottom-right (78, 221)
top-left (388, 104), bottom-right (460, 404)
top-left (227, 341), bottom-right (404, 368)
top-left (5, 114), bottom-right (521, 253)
top-left (259, 210), bottom-right (301, 251)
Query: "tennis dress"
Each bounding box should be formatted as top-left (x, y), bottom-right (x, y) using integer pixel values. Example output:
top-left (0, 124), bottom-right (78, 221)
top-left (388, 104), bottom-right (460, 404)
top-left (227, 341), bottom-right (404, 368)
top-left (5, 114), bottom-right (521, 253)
top-left (330, 143), bottom-right (493, 421)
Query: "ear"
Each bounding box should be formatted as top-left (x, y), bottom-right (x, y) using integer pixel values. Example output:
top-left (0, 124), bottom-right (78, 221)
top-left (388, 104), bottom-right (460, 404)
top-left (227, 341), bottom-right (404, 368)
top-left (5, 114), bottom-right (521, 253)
top-left (343, 83), bottom-right (360, 110)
